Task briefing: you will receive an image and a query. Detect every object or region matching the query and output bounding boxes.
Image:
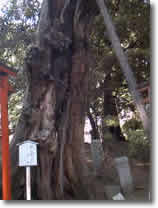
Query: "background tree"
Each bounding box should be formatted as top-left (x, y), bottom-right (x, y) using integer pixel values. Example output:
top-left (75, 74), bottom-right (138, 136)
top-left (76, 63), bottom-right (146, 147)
top-left (87, 0), bottom-right (150, 142)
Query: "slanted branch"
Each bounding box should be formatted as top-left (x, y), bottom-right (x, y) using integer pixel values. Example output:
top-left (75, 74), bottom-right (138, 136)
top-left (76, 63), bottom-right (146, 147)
top-left (96, 0), bottom-right (150, 137)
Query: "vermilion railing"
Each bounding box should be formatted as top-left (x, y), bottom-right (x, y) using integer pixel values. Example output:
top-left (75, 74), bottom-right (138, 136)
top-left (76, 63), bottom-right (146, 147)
top-left (0, 64), bottom-right (16, 200)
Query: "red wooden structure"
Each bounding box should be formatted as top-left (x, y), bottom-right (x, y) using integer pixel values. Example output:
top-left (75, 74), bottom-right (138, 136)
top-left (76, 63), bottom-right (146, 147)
top-left (0, 63), bottom-right (16, 200)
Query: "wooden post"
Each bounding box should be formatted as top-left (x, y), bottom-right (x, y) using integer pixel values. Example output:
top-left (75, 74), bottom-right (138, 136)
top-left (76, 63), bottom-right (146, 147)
top-left (0, 77), bottom-right (11, 200)
top-left (26, 167), bottom-right (31, 200)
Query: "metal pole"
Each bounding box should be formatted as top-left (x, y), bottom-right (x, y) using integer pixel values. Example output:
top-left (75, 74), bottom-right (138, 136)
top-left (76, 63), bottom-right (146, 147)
top-left (26, 166), bottom-right (31, 200)
top-left (0, 77), bottom-right (11, 200)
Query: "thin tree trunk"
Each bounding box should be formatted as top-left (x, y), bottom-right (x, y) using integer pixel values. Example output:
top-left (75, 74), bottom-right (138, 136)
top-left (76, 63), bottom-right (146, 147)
top-left (96, 0), bottom-right (150, 136)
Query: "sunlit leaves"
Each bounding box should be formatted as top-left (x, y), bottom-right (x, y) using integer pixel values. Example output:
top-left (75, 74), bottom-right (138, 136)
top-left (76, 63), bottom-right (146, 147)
top-left (0, 0), bottom-right (42, 134)
top-left (8, 90), bottom-right (24, 131)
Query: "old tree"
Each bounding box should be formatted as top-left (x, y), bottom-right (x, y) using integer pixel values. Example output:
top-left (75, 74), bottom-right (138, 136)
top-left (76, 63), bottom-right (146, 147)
top-left (1, 0), bottom-right (149, 200)
top-left (10, 0), bottom-right (98, 200)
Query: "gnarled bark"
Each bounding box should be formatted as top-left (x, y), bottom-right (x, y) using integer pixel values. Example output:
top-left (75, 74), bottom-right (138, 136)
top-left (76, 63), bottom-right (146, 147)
top-left (10, 0), bottom-right (94, 200)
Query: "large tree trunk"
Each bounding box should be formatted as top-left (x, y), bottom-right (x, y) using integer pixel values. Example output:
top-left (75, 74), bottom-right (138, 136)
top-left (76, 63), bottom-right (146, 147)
top-left (10, 0), bottom-right (95, 200)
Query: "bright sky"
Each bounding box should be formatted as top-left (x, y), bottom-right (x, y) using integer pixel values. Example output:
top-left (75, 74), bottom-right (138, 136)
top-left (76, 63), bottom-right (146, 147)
top-left (0, 0), bottom-right (43, 15)
top-left (0, 0), bottom-right (9, 16)
top-left (0, 0), bottom-right (7, 8)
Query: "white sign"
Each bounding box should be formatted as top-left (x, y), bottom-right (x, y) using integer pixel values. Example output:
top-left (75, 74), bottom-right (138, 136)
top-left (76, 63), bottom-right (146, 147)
top-left (112, 193), bottom-right (125, 200)
top-left (17, 140), bottom-right (38, 167)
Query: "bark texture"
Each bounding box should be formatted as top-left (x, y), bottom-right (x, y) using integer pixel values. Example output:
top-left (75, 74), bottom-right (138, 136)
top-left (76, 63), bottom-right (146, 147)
top-left (10, 0), bottom-right (95, 200)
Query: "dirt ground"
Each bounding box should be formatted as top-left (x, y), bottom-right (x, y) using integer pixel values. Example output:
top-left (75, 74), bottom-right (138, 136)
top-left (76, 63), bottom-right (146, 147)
top-left (84, 141), bottom-right (151, 201)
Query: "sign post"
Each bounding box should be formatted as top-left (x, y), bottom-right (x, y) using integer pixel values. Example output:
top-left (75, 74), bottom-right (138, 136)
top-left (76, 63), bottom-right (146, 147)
top-left (17, 140), bottom-right (38, 200)
top-left (26, 167), bottom-right (31, 200)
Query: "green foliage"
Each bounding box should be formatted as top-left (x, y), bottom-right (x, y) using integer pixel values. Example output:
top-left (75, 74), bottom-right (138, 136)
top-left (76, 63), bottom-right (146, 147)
top-left (103, 115), bottom-right (119, 127)
top-left (122, 117), bottom-right (143, 131)
top-left (0, 0), bottom-right (41, 68)
top-left (127, 129), bottom-right (150, 161)
top-left (122, 118), bottom-right (150, 161)
top-left (0, 0), bottom-right (41, 134)
top-left (88, 0), bottom-right (150, 130)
